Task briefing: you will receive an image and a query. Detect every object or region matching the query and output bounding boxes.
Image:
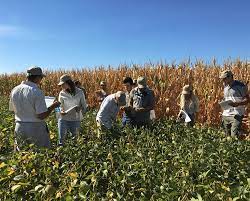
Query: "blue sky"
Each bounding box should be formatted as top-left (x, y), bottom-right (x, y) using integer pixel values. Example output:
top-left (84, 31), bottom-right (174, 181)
top-left (0, 0), bottom-right (249, 74)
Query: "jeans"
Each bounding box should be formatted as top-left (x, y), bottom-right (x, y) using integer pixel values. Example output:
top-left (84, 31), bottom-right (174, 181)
top-left (58, 119), bottom-right (80, 145)
top-left (122, 113), bottom-right (132, 126)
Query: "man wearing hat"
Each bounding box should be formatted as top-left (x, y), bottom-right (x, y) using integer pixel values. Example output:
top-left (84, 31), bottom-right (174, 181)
top-left (96, 91), bottom-right (126, 131)
top-left (9, 66), bottom-right (60, 149)
top-left (219, 70), bottom-right (249, 136)
top-left (129, 76), bottom-right (155, 127)
top-left (95, 81), bottom-right (109, 105)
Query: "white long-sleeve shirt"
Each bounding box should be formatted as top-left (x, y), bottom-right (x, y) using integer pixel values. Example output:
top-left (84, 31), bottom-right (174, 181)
top-left (96, 94), bottom-right (119, 129)
top-left (59, 88), bottom-right (87, 121)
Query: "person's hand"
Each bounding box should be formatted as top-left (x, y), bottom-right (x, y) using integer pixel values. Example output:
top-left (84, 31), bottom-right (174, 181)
top-left (229, 102), bottom-right (240, 107)
top-left (135, 107), bottom-right (145, 112)
top-left (121, 106), bottom-right (132, 112)
top-left (60, 111), bottom-right (67, 116)
top-left (51, 101), bottom-right (61, 109)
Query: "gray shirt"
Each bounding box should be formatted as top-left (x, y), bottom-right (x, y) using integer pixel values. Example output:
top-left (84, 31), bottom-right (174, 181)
top-left (9, 81), bottom-right (48, 122)
top-left (222, 80), bottom-right (248, 116)
top-left (96, 94), bottom-right (119, 129)
top-left (130, 87), bottom-right (154, 123)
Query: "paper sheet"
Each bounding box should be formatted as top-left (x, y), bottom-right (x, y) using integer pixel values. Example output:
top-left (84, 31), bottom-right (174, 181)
top-left (219, 100), bottom-right (233, 110)
top-left (180, 110), bottom-right (192, 123)
top-left (65, 105), bottom-right (78, 113)
top-left (45, 96), bottom-right (55, 108)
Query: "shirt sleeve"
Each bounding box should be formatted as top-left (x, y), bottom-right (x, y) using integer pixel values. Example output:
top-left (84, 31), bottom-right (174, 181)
top-left (129, 89), bottom-right (135, 107)
top-left (59, 92), bottom-right (64, 111)
top-left (242, 84), bottom-right (248, 97)
top-left (9, 92), bottom-right (14, 112)
top-left (34, 90), bottom-right (48, 114)
top-left (194, 95), bottom-right (199, 112)
top-left (80, 91), bottom-right (87, 113)
top-left (148, 90), bottom-right (155, 108)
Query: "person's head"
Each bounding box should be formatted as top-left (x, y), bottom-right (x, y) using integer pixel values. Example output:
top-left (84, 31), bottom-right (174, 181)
top-left (133, 79), bottom-right (137, 88)
top-left (181, 85), bottom-right (193, 99)
top-left (100, 81), bottom-right (107, 90)
top-left (137, 76), bottom-right (147, 93)
top-left (26, 66), bottom-right (46, 85)
top-left (58, 74), bottom-right (76, 94)
top-left (74, 80), bottom-right (82, 88)
top-left (123, 77), bottom-right (133, 92)
top-left (219, 70), bottom-right (234, 86)
top-left (114, 91), bottom-right (126, 106)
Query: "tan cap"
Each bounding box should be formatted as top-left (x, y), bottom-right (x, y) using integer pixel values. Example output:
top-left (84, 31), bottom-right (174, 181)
top-left (219, 70), bottom-right (233, 79)
top-left (100, 81), bottom-right (106, 86)
top-left (27, 66), bottom-right (46, 77)
top-left (58, 74), bottom-right (72, 86)
top-left (115, 91), bottom-right (126, 106)
top-left (137, 76), bottom-right (147, 88)
top-left (182, 85), bottom-right (192, 95)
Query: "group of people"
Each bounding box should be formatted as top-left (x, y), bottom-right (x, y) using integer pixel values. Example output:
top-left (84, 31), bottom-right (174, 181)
top-left (9, 66), bottom-right (249, 150)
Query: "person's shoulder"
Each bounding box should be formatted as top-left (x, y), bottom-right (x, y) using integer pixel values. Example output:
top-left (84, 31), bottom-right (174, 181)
top-left (76, 87), bottom-right (83, 94)
top-left (33, 87), bottom-right (44, 97)
top-left (146, 87), bottom-right (154, 95)
top-left (234, 80), bottom-right (246, 87)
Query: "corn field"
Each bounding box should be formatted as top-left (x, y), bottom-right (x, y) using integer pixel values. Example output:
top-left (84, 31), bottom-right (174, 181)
top-left (0, 60), bottom-right (249, 133)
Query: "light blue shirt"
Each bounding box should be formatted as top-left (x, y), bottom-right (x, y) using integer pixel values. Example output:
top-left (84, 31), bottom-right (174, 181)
top-left (96, 94), bottom-right (119, 129)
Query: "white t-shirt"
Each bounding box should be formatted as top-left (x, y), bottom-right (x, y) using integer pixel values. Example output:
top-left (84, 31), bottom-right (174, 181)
top-left (9, 81), bottom-right (48, 122)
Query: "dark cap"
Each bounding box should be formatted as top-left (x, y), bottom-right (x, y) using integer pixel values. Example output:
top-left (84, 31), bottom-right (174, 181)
top-left (219, 70), bottom-right (233, 79)
top-left (27, 66), bottom-right (46, 77)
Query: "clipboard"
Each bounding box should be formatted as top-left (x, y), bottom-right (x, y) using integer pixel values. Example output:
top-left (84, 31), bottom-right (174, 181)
top-left (179, 110), bottom-right (192, 123)
top-left (45, 96), bottom-right (55, 108)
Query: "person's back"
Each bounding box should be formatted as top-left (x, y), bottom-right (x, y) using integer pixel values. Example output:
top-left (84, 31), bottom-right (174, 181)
top-left (96, 94), bottom-right (119, 129)
top-left (9, 66), bottom-right (60, 149)
top-left (10, 81), bottom-right (46, 122)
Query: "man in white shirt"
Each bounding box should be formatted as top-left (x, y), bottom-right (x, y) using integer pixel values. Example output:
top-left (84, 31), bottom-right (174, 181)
top-left (96, 91), bottom-right (126, 131)
top-left (219, 70), bottom-right (249, 136)
top-left (9, 66), bottom-right (60, 149)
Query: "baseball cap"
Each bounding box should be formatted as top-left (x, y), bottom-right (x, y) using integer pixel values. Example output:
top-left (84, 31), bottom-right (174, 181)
top-left (137, 76), bottom-right (147, 88)
top-left (219, 70), bottom-right (233, 79)
top-left (27, 66), bottom-right (46, 77)
top-left (58, 74), bottom-right (72, 86)
top-left (181, 85), bottom-right (192, 95)
top-left (100, 81), bottom-right (106, 86)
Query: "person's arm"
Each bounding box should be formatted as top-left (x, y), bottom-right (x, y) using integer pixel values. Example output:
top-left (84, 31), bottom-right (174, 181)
top-left (230, 86), bottom-right (250, 107)
top-left (79, 91), bottom-right (87, 113)
top-left (37, 101), bottom-right (61, 120)
top-left (9, 93), bottom-right (14, 112)
top-left (35, 91), bottom-right (61, 120)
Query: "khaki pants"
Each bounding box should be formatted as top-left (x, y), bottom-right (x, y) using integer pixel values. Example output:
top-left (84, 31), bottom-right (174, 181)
top-left (222, 115), bottom-right (243, 136)
top-left (96, 121), bottom-right (109, 138)
top-left (15, 121), bottom-right (50, 150)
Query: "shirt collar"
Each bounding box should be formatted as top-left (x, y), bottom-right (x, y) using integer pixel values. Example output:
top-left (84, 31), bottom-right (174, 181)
top-left (22, 81), bottom-right (39, 88)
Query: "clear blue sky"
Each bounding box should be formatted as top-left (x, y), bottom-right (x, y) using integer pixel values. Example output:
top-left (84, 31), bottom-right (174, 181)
top-left (0, 0), bottom-right (249, 74)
